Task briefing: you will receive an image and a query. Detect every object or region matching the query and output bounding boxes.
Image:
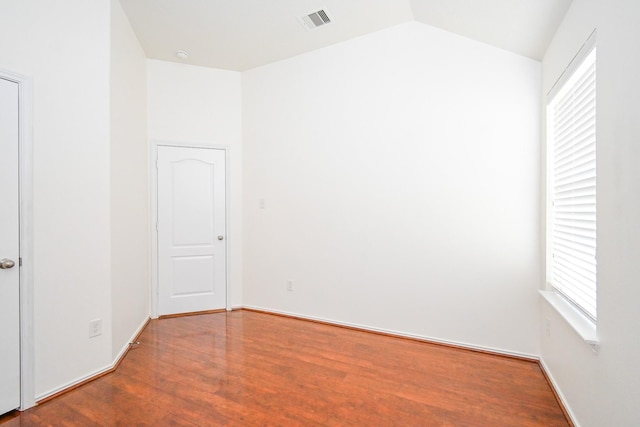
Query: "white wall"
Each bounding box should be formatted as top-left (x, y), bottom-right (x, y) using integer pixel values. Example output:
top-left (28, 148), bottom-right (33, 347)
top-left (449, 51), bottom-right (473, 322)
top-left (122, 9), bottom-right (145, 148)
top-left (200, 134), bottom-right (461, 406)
top-left (541, 0), bottom-right (640, 425)
top-left (147, 60), bottom-right (243, 308)
top-left (110, 0), bottom-right (150, 359)
top-left (243, 22), bottom-right (542, 356)
top-left (0, 0), bottom-right (113, 397)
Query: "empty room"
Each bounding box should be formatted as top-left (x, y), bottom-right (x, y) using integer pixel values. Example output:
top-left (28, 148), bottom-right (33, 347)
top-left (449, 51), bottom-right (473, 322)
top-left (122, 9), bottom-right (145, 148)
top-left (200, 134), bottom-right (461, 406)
top-left (0, 0), bottom-right (638, 426)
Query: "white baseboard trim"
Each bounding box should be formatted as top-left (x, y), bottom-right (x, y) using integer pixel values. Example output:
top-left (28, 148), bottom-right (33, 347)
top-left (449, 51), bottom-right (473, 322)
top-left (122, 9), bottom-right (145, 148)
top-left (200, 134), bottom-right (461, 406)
top-left (112, 316), bottom-right (150, 364)
top-left (241, 305), bottom-right (538, 361)
top-left (36, 365), bottom-right (112, 403)
top-left (35, 316), bottom-right (150, 403)
top-left (539, 358), bottom-right (579, 427)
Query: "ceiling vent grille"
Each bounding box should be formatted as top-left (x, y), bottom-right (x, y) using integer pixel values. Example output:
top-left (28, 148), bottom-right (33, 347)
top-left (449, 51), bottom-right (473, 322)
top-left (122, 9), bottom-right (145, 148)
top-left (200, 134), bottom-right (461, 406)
top-left (299, 9), bottom-right (332, 31)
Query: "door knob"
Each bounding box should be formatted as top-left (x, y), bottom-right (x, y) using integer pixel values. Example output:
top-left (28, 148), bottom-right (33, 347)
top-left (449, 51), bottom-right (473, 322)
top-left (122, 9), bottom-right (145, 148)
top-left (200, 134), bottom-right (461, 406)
top-left (0, 258), bottom-right (15, 269)
top-left (217, 236), bottom-right (224, 241)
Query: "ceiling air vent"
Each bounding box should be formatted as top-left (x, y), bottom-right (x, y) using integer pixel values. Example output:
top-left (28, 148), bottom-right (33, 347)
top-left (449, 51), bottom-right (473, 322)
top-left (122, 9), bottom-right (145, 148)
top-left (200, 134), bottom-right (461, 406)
top-left (299, 9), bottom-right (332, 31)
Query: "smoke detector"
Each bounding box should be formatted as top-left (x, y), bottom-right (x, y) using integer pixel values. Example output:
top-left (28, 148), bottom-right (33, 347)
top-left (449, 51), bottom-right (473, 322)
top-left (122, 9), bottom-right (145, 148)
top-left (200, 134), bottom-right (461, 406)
top-left (175, 50), bottom-right (189, 60)
top-left (299, 9), bottom-right (332, 31)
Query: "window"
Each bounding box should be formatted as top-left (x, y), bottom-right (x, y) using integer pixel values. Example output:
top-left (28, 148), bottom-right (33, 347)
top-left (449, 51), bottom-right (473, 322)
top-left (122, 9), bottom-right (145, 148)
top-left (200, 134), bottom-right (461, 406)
top-left (547, 38), bottom-right (597, 321)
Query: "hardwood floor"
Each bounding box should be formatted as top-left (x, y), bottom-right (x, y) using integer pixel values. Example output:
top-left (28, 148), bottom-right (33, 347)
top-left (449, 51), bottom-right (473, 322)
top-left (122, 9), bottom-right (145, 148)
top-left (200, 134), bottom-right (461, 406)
top-left (0, 310), bottom-right (570, 426)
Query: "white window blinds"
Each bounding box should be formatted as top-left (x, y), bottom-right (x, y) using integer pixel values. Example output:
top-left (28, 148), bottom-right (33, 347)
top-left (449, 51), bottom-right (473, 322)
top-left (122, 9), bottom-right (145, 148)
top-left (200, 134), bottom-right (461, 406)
top-left (548, 46), bottom-right (597, 320)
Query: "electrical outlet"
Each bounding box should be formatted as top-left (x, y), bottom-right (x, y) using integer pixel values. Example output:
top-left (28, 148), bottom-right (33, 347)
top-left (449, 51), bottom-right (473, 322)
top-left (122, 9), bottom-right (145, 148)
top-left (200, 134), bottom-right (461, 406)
top-left (287, 280), bottom-right (294, 292)
top-left (89, 319), bottom-right (102, 338)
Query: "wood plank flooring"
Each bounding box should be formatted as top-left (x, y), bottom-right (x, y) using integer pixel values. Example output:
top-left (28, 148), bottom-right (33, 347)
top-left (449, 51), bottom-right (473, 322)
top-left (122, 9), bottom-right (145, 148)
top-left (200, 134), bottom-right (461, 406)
top-left (0, 310), bottom-right (570, 426)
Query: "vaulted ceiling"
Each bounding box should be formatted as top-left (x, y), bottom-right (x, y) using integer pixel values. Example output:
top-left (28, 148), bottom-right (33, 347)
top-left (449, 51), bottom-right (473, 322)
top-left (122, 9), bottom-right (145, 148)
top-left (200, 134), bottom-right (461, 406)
top-left (119, 0), bottom-right (572, 71)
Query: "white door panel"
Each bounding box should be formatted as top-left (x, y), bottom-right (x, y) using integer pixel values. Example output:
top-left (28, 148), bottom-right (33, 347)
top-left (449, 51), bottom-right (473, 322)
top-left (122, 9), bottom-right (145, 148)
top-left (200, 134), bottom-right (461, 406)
top-left (157, 146), bottom-right (226, 315)
top-left (0, 77), bottom-right (21, 415)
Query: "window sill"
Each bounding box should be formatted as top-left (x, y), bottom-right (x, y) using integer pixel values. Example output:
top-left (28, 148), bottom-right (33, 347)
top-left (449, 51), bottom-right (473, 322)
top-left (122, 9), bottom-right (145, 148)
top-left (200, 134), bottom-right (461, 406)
top-left (539, 290), bottom-right (599, 352)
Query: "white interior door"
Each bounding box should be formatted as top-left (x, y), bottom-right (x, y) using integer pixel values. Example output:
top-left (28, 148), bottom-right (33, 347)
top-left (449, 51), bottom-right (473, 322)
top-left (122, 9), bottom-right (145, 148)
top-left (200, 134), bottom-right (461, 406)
top-left (157, 146), bottom-right (227, 315)
top-left (0, 77), bottom-right (21, 415)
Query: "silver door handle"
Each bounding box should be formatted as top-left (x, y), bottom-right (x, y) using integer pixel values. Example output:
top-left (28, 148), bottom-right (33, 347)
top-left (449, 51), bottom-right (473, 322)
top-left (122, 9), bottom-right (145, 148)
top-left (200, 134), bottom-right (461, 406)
top-left (0, 258), bottom-right (15, 269)
top-left (217, 236), bottom-right (224, 241)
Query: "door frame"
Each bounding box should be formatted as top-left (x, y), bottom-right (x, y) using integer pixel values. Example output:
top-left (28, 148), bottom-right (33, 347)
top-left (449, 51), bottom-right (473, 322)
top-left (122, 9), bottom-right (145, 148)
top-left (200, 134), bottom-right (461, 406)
top-left (0, 69), bottom-right (35, 410)
top-left (150, 141), bottom-right (231, 318)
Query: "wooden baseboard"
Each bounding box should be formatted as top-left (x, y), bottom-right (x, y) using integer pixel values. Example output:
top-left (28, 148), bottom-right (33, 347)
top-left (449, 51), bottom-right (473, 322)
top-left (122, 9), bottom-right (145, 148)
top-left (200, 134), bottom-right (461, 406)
top-left (36, 317), bottom-right (151, 406)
